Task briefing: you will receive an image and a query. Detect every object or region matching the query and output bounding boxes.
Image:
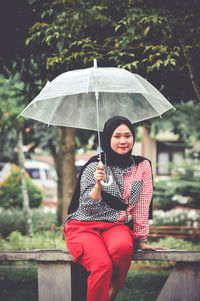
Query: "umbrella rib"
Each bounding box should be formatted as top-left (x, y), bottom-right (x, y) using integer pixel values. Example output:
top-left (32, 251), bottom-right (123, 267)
top-left (101, 92), bottom-right (108, 122)
top-left (141, 94), bottom-right (164, 118)
top-left (47, 96), bottom-right (65, 126)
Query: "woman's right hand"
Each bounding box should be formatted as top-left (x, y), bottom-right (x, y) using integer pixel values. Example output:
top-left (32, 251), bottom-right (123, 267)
top-left (90, 164), bottom-right (106, 200)
top-left (93, 163), bottom-right (106, 188)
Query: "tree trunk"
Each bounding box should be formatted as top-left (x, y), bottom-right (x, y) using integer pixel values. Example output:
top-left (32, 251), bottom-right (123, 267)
top-left (56, 148), bottom-right (63, 225)
top-left (58, 127), bottom-right (76, 224)
top-left (182, 46), bottom-right (200, 102)
top-left (17, 130), bottom-right (32, 234)
top-left (49, 128), bottom-right (63, 225)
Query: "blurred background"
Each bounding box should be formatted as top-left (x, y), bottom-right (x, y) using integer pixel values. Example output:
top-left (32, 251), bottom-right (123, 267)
top-left (0, 1), bottom-right (200, 300)
top-left (0, 0), bottom-right (200, 301)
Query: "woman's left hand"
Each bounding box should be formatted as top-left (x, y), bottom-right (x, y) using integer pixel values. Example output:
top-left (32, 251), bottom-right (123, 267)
top-left (139, 242), bottom-right (167, 251)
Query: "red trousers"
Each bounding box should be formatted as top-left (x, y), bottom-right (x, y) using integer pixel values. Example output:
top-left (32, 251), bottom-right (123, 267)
top-left (63, 221), bottom-right (134, 301)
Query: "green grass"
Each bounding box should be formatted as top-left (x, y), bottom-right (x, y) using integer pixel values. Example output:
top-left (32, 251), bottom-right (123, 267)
top-left (0, 266), bottom-right (170, 301)
top-left (0, 266), bottom-right (38, 301)
top-left (116, 269), bottom-right (170, 301)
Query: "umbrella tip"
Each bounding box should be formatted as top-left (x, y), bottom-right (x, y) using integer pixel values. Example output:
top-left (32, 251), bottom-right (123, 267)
top-left (93, 59), bottom-right (98, 68)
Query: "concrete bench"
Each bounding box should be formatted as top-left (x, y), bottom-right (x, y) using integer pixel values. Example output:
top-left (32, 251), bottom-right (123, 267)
top-left (0, 249), bottom-right (200, 301)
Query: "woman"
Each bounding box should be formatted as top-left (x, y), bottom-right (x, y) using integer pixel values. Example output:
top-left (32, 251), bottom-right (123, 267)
top-left (63, 116), bottom-right (164, 301)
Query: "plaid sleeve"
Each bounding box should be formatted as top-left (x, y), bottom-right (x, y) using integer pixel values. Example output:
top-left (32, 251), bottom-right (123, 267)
top-left (131, 160), bottom-right (153, 240)
top-left (79, 162), bottom-right (102, 215)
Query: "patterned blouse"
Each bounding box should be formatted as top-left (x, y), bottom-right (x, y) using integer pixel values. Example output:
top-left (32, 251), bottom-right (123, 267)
top-left (65, 159), bottom-right (153, 241)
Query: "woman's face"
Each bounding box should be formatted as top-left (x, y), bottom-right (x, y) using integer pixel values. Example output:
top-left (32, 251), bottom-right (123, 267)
top-left (110, 123), bottom-right (134, 155)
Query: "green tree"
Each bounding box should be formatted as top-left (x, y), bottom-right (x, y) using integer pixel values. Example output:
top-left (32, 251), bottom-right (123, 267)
top-left (154, 161), bottom-right (200, 210)
top-left (105, 0), bottom-right (200, 102)
top-left (0, 76), bottom-right (33, 234)
top-left (23, 0), bottom-right (115, 223)
top-left (151, 100), bottom-right (200, 158)
top-left (2, 0), bottom-right (200, 223)
top-left (0, 0), bottom-right (92, 224)
top-left (26, 0), bottom-right (200, 105)
top-left (0, 168), bottom-right (43, 209)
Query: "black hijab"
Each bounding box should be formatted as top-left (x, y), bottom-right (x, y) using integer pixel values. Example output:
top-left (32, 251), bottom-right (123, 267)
top-left (67, 116), bottom-right (153, 220)
top-left (101, 116), bottom-right (135, 168)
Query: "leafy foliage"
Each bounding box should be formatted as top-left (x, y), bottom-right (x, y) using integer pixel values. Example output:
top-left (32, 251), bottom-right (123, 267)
top-left (150, 209), bottom-right (200, 227)
top-left (2, 1), bottom-right (200, 152)
top-left (151, 100), bottom-right (200, 158)
top-left (0, 229), bottom-right (199, 252)
top-left (0, 76), bottom-right (25, 128)
top-left (0, 207), bottom-right (58, 238)
top-left (0, 230), bottom-right (65, 251)
top-left (0, 168), bottom-right (43, 209)
top-left (0, 208), bottom-right (26, 237)
top-left (31, 207), bottom-right (58, 232)
top-left (0, 75), bottom-right (25, 163)
top-left (1, 0), bottom-right (200, 225)
top-left (26, 0), bottom-right (200, 104)
top-left (154, 162), bottom-right (200, 210)
top-left (151, 236), bottom-right (200, 251)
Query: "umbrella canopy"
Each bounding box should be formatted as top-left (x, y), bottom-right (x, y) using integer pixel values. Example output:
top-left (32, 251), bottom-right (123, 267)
top-left (19, 61), bottom-right (174, 131)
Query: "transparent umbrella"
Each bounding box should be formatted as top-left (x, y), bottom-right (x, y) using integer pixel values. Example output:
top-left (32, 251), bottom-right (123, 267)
top-left (19, 59), bottom-right (175, 185)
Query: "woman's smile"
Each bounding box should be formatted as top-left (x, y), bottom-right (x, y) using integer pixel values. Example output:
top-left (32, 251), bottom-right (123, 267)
top-left (118, 146), bottom-right (128, 150)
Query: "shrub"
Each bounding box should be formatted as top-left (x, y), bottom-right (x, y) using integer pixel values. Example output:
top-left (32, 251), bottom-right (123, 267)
top-left (31, 208), bottom-right (58, 232)
top-left (0, 231), bottom-right (199, 253)
top-left (0, 208), bottom-right (26, 237)
top-left (0, 168), bottom-right (43, 209)
top-left (153, 179), bottom-right (175, 211)
top-left (154, 162), bottom-right (200, 211)
top-left (0, 230), bottom-right (66, 251)
top-left (150, 208), bottom-right (200, 227)
top-left (0, 207), bottom-right (58, 238)
top-left (150, 236), bottom-right (200, 251)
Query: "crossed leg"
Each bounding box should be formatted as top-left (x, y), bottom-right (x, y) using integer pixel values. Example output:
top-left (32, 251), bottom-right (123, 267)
top-left (77, 230), bottom-right (113, 301)
top-left (101, 224), bottom-right (134, 300)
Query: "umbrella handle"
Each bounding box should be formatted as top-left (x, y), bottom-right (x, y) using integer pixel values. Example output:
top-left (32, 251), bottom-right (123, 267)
top-left (100, 176), bottom-right (113, 187)
top-left (98, 161), bottom-right (113, 187)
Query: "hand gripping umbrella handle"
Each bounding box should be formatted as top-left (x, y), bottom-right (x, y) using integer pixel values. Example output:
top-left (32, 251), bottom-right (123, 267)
top-left (98, 161), bottom-right (113, 187)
